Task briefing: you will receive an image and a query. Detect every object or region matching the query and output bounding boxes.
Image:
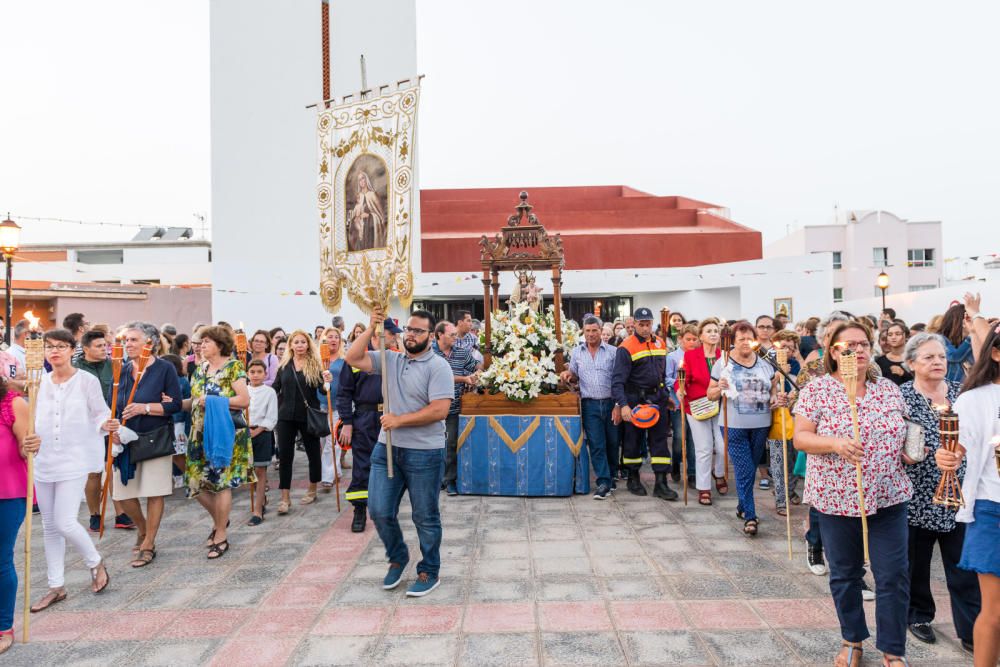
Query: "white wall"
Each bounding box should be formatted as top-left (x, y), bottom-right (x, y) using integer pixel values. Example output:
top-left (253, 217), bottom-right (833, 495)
top-left (209, 0), bottom-right (417, 332)
top-left (838, 281), bottom-right (1000, 325)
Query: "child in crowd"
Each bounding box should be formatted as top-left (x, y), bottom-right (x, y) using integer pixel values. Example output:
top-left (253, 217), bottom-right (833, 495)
top-left (247, 359), bottom-right (278, 525)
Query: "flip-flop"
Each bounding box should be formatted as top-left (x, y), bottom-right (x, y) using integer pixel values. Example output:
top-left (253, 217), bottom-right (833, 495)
top-left (90, 560), bottom-right (110, 593)
top-left (131, 549), bottom-right (156, 568)
top-left (0, 628), bottom-right (13, 655)
top-left (30, 589), bottom-right (67, 613)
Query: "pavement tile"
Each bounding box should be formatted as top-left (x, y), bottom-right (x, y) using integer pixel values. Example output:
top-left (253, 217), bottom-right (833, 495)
top-left (471, 557), bottom-right (531, 580)
top-left (699, 629), bottom-right (798, 664)
top-left (681, 600), bottom-right (766, 629)
top-left (611, 600), bottom-right (689, 630)
top-left (0, 639), bottom-right (72, 666)
top-left (53, 640), bottom-right (140, 667)
top-left (540, 631), bottom-right (625, 666)
top-left (263, 582), bottom-right (337, 609)
top-left (129, 639), bottom-right (221, 666)
top-left (481, 542), bottom-right (529, 559)
top-left (27, 610), bottom-right (106, 642)
top-left (603, 576), bottom-right (673, 600)
top-left (536, 577), bottom-right (601, 601)
top-left (620, 630), bottom-right (713, 666)
top-left (311, 606), bottom-right (388, 635)
top-left (529, 540), bottom-right (587, 558)
top-left (371, 633), bottom-right (460, 666)
top-left (706, 537), bottom-right (755, 552)
top-left (190, 585), bottom-right (268, 608)
top-left (159, 608), bottom-right (252, 638)
top-left (207, 637), bottom-right (301, 667)
top-left (591, 556), bottom-right (655, 577)
top-left (293, 636), bottom-right (376, 666)
top-left (80, 609), bottom-right (179, 640)
top-left (241, 608), bottom-right (318, 637)
top-left (774, 628), bottom-right (850, 663)
top-left (753, 599), bottom-right (839, 629)
top-left (538, 601), bottom-right (612, 631)
top-left (459, 633), bottom-right (539, 667)
top-left (284, 562), bottom-right (351, 583)
top-left (735, 574), bottom-right (810, 598)
top-left (587, 539), bottom-right (645, 557)
top-left (669, 575), bottom-right (742, 599)
top-left (388, 604), bottom-right (463, 634)
top-left (532, 556), bottom-right (592, 577)
top-left (123, 586), bottom-right (201, 610)
top-left (463, 602), bottom-right (536, 633)
top-left (331, 578), bottom-right (399, 605)
top-left (469, 579), bottom-right (533, 603)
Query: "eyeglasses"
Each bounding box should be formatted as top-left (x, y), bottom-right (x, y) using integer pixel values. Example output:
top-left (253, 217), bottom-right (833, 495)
top-left (44, 344), bottom-right (73, 351)
top-left (757, 325), bottom-right (775, 330)
top-left (838, 341), bottom-right (872, 351)
top-left (403, 326), bottom-right (429, 336)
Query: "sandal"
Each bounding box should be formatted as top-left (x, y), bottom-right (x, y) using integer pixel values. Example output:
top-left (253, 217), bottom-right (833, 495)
top-left (206, 519), bottom-right (231, 547)
top-left (834, 641), bottom-right (863, 667)
top-left (29, 589), bottom-right (67, 613)
top-left (300, 491), bottom-right (317, 505)
top-left (132, 533), bottom-right (147, 554)
top-left (207, 540), bottom-right (230, 559)
top-left (790, 491), bottom-right (801, 505)
top-left (882, 657), bottom-right (908, 667)
top-left (131, 548), bottom-right (156, 568)
top-left (247, 514), bottom-right (263, 526)
top-left (698, 491), bottom-right (712, 506)
top-left (776, 506), bottom-right (787, 517)
top-left (713, 475), bottom-right (729, 495)
top-left (321, 482), bottom-right (334, 493)
top-left (0, 628), bottom-right (13, 656)
top-left (743, 519), bottom-right (758, 536)
top-left (90, 559), bottom-right (110, 593)
top-left (277, 500), bottom-right (290, 515)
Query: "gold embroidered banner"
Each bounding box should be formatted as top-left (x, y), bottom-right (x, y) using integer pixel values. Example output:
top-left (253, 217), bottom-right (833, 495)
top-left (316, 84), bottom-right (420, 314)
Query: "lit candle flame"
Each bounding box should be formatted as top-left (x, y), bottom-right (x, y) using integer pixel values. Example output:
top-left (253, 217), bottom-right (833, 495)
top-left (23, 310), bottom-right (40, 331)
top-left (989, 435), bottom-right (1000, 447)
top-left (933, 404), bottom-right (950, 414)
top-left (238, 321), bottom-right (245, 332)
top-left (749, 341), bottom-right (760, 350)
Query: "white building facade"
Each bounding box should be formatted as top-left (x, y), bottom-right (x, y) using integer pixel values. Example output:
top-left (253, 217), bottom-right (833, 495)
top-left (765, 210), bottom-right (943, 304)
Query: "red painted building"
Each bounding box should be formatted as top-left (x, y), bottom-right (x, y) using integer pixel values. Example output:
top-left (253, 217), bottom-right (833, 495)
top-left (420, 186), bottom-right (762, 273)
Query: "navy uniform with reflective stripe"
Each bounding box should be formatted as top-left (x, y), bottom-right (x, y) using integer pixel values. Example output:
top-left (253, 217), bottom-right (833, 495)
top-left (611, 333), bottom-right (672, 473)
top-left (336, 361), bottom-right (382, 507)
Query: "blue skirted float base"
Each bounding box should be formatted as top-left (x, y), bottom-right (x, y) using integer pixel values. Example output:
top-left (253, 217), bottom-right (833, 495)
top-left (456, 414), bottom-right (590, 497)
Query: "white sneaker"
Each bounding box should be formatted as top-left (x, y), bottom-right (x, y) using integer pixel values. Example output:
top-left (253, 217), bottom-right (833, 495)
top-left (806, 544), bottom-right (828, 576)
top-left (862, 584), bottom-right (876, 601)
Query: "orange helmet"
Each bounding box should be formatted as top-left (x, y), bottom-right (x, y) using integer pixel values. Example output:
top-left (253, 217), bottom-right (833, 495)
top-left (631, 404), bottom-right (660, 428)
top-left (334, 419), bottom-right (351, 451)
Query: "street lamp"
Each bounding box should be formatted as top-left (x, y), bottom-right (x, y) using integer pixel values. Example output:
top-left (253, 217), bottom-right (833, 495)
top-left (0, 215), bottom-right (22, 346)
top-left (876, 270), bottom-right (890, 312)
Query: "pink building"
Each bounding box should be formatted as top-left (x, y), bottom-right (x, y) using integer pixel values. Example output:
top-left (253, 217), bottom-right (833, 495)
top-left (765, 210), bottom-right (943, 304)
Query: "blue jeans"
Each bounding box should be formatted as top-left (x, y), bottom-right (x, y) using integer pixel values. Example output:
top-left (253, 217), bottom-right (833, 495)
top-left (368, 444), bottom-right (444, 578)
top-left (725, 426), bottom-right (769, 521)
top-left (819, 502), bottom-right (910, 656)
top-left (0, 498), bottom-right (25, 631)
top-left (581, 399), bottom-right (618, 488)
top-left (806, 505), bottom-right (823, 547)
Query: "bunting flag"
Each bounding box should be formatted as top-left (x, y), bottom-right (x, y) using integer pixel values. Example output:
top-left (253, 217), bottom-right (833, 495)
top-left (316, 83), bottom-right (420, 314)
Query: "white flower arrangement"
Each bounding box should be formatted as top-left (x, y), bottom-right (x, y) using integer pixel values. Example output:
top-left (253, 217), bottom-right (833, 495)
top-left (479, 301), bottom-right (580, 402)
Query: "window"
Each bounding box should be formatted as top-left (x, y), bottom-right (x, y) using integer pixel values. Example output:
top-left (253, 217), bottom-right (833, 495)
top-left (76, 249), bottom-right (124, 264)
top-left (907, 248), bottom-right (935, 267)
top-left (873, 247), bottom-right (888, 268)
top-left (831, 251), bottom-right (842, 269)
top-left (833, 287), bottom-right (843, 303)
top-left (910, 284), bottom-right (937, 292)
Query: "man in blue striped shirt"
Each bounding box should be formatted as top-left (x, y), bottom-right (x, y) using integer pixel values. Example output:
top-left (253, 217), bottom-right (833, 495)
top-left (432, 321), bottom-right (479, 495)
top-left (560, 316), bottom-right (618, 499)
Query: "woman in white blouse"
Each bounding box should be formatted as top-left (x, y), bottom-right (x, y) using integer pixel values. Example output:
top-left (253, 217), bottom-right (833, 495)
top-left (937, 324), bottom-right (1000, 667)
top-left (29, 329), bottom-right (116, 612)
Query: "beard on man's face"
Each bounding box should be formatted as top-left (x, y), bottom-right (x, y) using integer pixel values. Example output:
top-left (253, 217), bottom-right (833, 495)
top-left (404, 337), bottom-right (430, 354)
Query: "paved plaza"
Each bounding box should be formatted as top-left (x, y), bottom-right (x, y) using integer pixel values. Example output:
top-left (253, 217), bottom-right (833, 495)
top-left (7, 462), bottom-right (974, 666)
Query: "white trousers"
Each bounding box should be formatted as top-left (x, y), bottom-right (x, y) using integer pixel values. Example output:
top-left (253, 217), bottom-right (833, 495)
top-left (687, 415), bottom-right (726, 491)
top-left (35, 476), bottom-right (102, 588)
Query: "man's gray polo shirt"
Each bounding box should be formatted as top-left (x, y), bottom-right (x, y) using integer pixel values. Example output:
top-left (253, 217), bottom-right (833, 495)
top-left (368, 348), bottom-right (455, 449)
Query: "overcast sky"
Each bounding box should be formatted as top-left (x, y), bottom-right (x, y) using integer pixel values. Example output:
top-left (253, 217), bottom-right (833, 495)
top-left (2, 0), bottom-right (997, 257)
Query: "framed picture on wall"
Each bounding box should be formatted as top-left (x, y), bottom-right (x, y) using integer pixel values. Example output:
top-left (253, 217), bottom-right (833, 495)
top-left (773, 297), bottom-right (793, 321)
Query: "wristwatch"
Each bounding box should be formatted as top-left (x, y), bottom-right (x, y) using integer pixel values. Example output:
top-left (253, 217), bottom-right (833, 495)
top-left (144, 404), bottom-right (151, 415)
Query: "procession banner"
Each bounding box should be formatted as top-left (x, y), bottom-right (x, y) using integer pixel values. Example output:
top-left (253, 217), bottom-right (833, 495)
top-left (316, 84), bottom-right (419, 313)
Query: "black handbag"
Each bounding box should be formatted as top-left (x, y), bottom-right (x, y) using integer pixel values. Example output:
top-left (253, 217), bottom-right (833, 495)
top-left (130, 424), bottom-right (174, 463)
top-left (231, 409), bottom-right (248, 429)
top-left (292, 368), bottom-right (331, 438)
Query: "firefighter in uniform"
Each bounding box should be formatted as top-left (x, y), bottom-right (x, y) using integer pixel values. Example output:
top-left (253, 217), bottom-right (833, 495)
top-left (337, 332), bottom-right (392, 532)
top-left (611, 307), bottom-right (679, 500)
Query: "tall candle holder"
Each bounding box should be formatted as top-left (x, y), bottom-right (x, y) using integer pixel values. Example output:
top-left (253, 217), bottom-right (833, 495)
top-left (320, 341), bottom-right (341, 511)
top-left (677, 360), bottom-right (688, 506)
top-left (838, 348), bottom-right (870, 565)
top-left (932, 408), bottom-right (965, 509)
top-left (775, 342), bottom-right (792, 560)
top-left (98, 336), bottom-right (124, 537)
top-left (720, 326), bottom-right (732, 479)
top-left (22, 320), bottom-right (44, 643)
top-left (234, 326), bottom-right (256, 514)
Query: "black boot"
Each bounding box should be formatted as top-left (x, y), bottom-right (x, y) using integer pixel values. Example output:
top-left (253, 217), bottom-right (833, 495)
top-left (351, 504), bottom-right (367, 533)
top-left (653, 472), bottom-right (679, 501)
top-left (626, 468), bottom-right (647, 496)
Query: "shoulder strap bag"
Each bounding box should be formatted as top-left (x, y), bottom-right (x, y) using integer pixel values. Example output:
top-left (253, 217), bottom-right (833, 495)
top-left (291, 366), bottom-right (331, 438)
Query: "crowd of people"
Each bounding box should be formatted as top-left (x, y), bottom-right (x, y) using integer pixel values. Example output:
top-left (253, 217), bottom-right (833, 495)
top-left (0, 296), bottom-right (998, 666)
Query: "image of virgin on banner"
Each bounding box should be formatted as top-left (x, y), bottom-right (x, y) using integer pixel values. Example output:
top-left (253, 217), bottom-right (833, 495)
top-left (346, 155), bottom-right (389, 252)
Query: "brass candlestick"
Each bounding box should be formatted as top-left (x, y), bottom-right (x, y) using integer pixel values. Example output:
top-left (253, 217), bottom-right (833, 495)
top-left (677, 361), bottom-right (688, 506)
top-left (98, 336), bottom-right (124, 537)
top-left (720, 326), bottom-right (732, 480)
top-left (234, 327), bottom-right (256, 515)
top-left (932, 409), bottom-right (965, 509)
top-left (320, 342), bottom-right (341, 512)
top-left (775, 343), bottom-right (792, 560)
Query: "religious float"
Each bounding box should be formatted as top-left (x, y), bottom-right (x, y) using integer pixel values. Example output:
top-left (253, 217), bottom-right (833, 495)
top-left (458, 192), bottom-right (589, 497)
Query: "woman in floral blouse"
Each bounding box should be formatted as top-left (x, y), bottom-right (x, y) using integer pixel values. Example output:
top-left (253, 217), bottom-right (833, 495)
top-left (184, 325), bottom-right (252, 560)
top-left (794, 320), bottom-right (913, 667)
top-left (899, 332), bottom-right (980, 651)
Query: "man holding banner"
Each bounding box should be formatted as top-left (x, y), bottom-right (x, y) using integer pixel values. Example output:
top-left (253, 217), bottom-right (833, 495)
top-left (344, 306), bottom-right (453, 598)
